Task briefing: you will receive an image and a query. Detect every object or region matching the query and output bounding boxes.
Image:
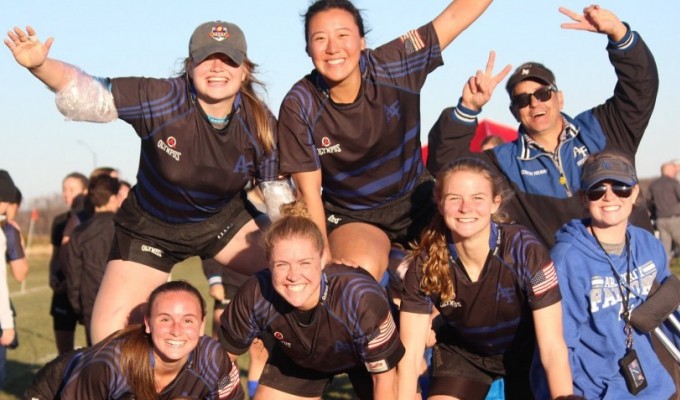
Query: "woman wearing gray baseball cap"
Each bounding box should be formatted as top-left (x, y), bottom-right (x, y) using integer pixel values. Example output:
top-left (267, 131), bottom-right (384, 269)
top-left (4, 21), bottom-right (281, 345)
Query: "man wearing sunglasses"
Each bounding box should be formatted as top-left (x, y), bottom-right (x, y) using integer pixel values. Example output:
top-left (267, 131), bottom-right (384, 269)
top-left (427, 5), bottom-right (658, 248)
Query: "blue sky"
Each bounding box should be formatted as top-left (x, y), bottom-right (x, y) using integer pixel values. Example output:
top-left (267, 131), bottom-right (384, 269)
top-left (2, 1), bottom-right (678, 202)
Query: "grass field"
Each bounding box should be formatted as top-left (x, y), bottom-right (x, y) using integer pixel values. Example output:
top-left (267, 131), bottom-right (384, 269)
top-left (2, 249), bottom-right (356, 400)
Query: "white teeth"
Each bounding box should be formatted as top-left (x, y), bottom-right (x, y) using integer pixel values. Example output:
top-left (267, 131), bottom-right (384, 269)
top-left (207, 78), bottom-right (227, 83)
top-left (458, 218), bottom-right (475, 223)
top-left (166, 340), bottom-right (185, 347)
top-left (288, 284), bottom-right (305, 292)
top-left (327, 59), bottom-right (344, 65)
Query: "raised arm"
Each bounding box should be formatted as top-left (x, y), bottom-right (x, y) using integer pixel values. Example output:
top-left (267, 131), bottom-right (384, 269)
top-left (559, 5), bottom-right (627, 42)
top-left (292, 170), bottom-right (331, 257)
top-left (4, 26), bottom-right (72, 91)
top-left (432, 0), bottom-right (493, 51)
top-left (5, 26), bottom-right (117, 122)
top-left (459, 51), bottom-right (511, 112)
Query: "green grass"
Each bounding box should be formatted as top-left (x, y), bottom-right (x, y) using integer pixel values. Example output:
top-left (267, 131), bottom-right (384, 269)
top-left (2, 251), bottom-right (356, 400)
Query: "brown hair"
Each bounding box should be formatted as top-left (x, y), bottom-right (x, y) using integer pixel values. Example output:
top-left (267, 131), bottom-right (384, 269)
top-left (87, 174), bottom-right (120, 208)
top-left (97, 281), bottom-right (207, 400)
top-left (180, 57), bottom-right (274, 154)
top-left (411, 157), bottom-right (511, 301)
top-left (262, 201), bottom-right (324, 260)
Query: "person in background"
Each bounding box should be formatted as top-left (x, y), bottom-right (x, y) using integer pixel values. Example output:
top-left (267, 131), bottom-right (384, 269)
top-left (63, 174), bottom-right (120, 345)
top-left (0, 170), bottom-right (21, 390)
top-left (398, 158), bottom-right (573, 400)
top-left (647, 161), bottom-right (680, 264)
top-left (427, 5), bottom-right (659, 248)
top-left (548, 150), bottom-right (678, 399)
top-left (48, 172), bottom-right (88, 354)
top-left (220, 201), bottom-right (404, 400)
top-left (277, 0), bottom-right (494, 283)
top-left (5, 18), bottom-right (279, 343)
top-left (117, 179), bottom-right (131, 207)
top-left (24, 280), bottom-right (244, 399)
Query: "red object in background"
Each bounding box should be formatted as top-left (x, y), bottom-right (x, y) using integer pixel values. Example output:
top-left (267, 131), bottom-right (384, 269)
top-left (421, 119), bottom-right (517, 164)
top-left (31, 207), bottom-right (38, 221)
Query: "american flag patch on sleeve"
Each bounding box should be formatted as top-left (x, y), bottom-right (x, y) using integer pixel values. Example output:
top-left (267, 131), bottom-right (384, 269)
top-left (218, 361), bottom-right (241, 399)
top-left (400, 29), bottom-right (424, 55)
top-left (530, 262), bottom-right (558, 296)
top-left (368, 315), bottom-right (396, 350)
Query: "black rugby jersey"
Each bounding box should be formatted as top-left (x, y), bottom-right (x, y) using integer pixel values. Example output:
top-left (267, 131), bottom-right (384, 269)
top-left (220, 264), bottom-right (404, 374)
top-left (55, 335), bottom-right (242, 399)
top-left (278, 23), bottom-right (442, 210)
top-left (401, 223), bottom-right (561, 363)
top-left (111, 76), bottom-right (277, 223)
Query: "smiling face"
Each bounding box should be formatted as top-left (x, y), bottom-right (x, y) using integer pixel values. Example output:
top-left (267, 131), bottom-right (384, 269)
top-left (269, 236), bottom-right (324, 311)
top-left (439, 169), bottom-right (501, 243)
top-left (585, 180), bottom-right (639, 231)
top-left (145, 290), bottom-right (205, 366)
top-left (189, 53), bottom-right (246, 115)
top-left (306, 8), bottom-right (366, 89)
top-left (511, 80), bottom-right (564, 145)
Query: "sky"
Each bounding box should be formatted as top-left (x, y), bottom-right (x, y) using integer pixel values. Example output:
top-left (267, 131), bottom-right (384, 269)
top-left (2, 1), bottom-right (678, 203)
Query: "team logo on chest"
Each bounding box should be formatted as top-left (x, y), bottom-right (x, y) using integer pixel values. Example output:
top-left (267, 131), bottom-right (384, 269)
top-left (157, 137), bottom-right (182, 161)
top-left (317, 136), bottom-right (342, 156)
top-left (273, 331), bottom-right (292, 348)
top-left (383, 100), bottom-right (401, 123)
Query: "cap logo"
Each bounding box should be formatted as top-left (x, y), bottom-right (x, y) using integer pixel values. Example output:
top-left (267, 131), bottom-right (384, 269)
top-left (601, 160), bottom-right (612, 170)
top-left (521, 68), bottom-right (530, 76)
top-left (210, 25), bottom-right (230, 42)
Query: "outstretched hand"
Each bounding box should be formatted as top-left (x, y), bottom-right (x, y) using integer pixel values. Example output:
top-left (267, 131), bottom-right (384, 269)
top-left (4, 25), bottom-right (53, 69)
top-left (460, 51), bottom-right (512, 112)
top-left (559, 5), bottom-right (627, 41)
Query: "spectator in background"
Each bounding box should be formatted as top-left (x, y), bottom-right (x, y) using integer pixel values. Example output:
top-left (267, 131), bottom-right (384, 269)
top-left (49, 171), bottom-right (88, 355)
top-left (0, 170), bottom-right (20, 389)
top-left (63, 174), bottom-right (120, 345)
top-left (4, 188), bottom-right (29, 283)
top-left (647, 161), bottom-right (680, 264)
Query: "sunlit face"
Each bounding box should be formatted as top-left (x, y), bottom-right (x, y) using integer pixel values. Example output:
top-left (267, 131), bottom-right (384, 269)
top-left (0, 202), bottom-right (8, 216)
top-left (439, 170), bottom-right (501, 242)
top-left (585, 181), bottom-right (639, 231)
top-left (145, 291), bottom-right (205, 366)
top-left (270, 236), bottom-right (324, 311)
top-left (511, 80), bottom-right (564, 140)
top-left (62, 177), bottom-right (86, 208)
top-left (306, 8), bottom-right (366, 87)
top-left (190, 53), bottom-right (246, 112)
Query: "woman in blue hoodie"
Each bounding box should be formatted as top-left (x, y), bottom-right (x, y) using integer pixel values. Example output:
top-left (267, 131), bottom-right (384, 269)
top-left (552, 150), bottom-right (679, 399)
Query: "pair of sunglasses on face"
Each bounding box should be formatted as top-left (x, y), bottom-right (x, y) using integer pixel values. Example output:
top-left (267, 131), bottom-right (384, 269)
top-left (511, 85), bottom-right (557, 109)
top-left (586, 183), bottom-right (634, 201)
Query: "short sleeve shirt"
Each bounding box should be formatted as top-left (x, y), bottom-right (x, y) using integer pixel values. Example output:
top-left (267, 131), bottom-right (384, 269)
top-left (220, 264), bottom-right (404, 374)
top-left (111, 76), bottom-right (277, 223)
top-left (278, 23), bottom-right (443, 210)
top-left (401, 223), bottom-right (561, 357)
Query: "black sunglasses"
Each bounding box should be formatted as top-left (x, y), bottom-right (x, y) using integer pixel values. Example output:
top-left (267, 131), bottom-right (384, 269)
top-left (586, 184), bottom-right (633, 201)
top-left (511, 85), bottom-right (557, 109)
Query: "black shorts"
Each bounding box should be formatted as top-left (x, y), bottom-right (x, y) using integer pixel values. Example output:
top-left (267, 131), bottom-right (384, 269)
top-left (324, 173), bottom-right (435, 247)
top-left (259, 347), bottom-right (374, 399)
top-left (50, 292), bottom-right (78, 331)
top-left (429, 343), bottom-right (533, 400)
top-left (110, 191), bottom-right (262, 273)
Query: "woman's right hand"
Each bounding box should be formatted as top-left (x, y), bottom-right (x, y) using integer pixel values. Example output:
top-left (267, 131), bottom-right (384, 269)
top-left (4, 25), bottom-right (53, 69)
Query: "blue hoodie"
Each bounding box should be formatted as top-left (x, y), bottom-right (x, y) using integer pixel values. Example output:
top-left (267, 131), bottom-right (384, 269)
top-left (551, 219), bottom-right (676, 399)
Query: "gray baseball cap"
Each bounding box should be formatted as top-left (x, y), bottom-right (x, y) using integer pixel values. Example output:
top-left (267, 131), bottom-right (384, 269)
top-left (581, 154), bottom-right (638, 191)
top-left (189, 21), bottom-right (247, 65)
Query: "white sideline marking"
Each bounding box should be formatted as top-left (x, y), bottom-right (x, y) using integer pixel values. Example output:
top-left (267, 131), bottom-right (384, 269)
top-left (10, 284), bottom-right (50, 298)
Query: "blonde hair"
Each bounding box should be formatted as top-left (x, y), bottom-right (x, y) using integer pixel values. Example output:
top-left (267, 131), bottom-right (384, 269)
top-left (262, 201), bottom-right (324, 260)
top-left (411, 157), bottom-right (510, 301)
